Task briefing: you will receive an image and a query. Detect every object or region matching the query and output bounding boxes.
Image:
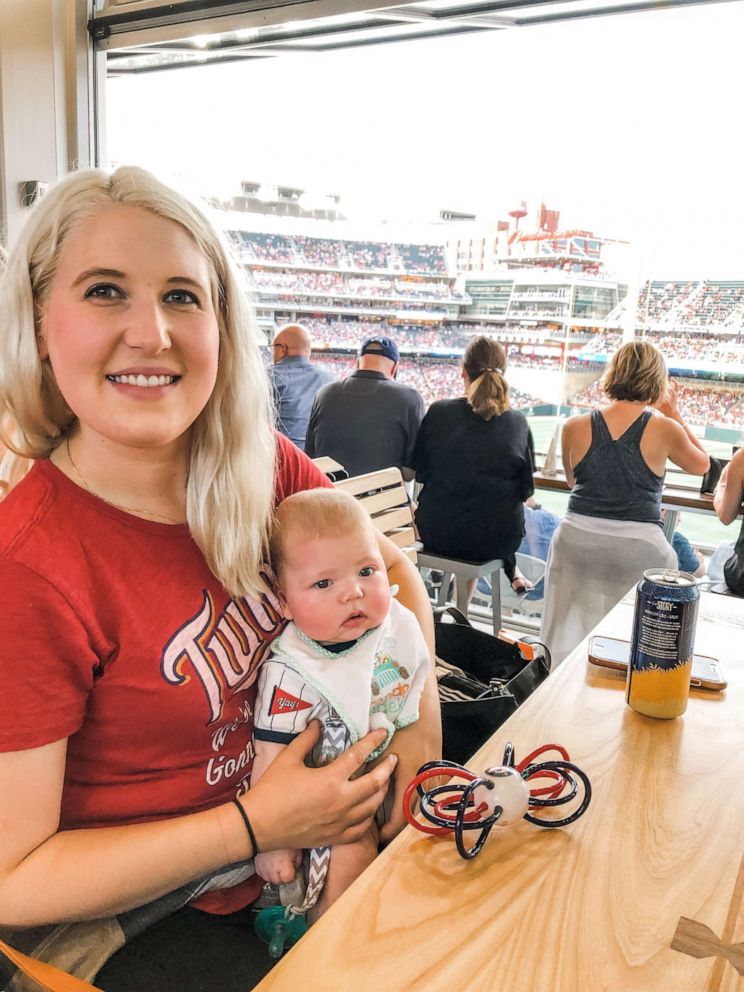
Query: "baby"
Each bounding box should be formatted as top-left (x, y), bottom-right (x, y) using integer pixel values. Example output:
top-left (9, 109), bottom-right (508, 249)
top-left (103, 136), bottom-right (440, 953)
top-left (251, 488), bottom-right (429, 919)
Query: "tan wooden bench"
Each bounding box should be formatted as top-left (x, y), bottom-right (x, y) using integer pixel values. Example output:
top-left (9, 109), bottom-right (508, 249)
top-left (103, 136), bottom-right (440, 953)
top-left (311, 455), bottom-right (345, 477)
top-left (334, 467), bottom-right (417, 563)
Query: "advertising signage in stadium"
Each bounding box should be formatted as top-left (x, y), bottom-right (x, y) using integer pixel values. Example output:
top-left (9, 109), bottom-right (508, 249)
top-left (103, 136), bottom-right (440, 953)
top-left (464, 282), bottom-right (513, 298)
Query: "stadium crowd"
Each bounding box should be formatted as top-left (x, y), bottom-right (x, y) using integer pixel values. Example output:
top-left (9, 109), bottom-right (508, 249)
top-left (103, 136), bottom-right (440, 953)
top-left (249, 267), bottom-right (456, 303)
top-left (680, 283), bottom-right (744, 327)
top-left (305, 352), bottom-right (543, 410)
top-left (639, 281), bottom-right (698, 323)
top-left (642, 331), bottom-right (744, 365)
top-left (570, 378), bottom-right (744, 428)
top-left (272, 318), bottom-right (574, 364)
top-left (274, 298), bottom-right (448, 316)
top-left (279, 318), bottom-right (475, 351)
top-left (264, 308), bottom-right (744, 388)
top-left (236, 233), bottom-right (744, 433)
top-left (231, 230), bottom-right (448, 275)
top-left (576, 332), bottom-right (622, 354)
top-left (266, 313), bottom-right (744, 386)
top-left (400, 358), bottom-right (542, 410)
top-left (575, 330), bottom-right (744, 367)
top-left (252, 269), bottom-right (346, 293)
top-left (638, 279), bottom-right (744, 329)
top-left (234, 230), bottom-right (744, 341)
top-left (506, 352), bottom-right (562, 369)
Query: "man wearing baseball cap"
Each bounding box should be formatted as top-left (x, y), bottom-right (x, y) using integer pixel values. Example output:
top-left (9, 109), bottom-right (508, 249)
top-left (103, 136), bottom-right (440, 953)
top-left (305, 334), bottom-right (424, 479)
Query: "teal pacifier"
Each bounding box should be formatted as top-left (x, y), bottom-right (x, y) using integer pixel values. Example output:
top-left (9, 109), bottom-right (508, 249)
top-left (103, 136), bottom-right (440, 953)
top-left (254, 905), bottom-right (307, 958)
top-left (254, 876), bottom-right (309, 958)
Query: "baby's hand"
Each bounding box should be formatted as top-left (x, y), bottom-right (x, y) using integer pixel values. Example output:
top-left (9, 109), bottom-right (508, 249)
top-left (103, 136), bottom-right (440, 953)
top-left (255, 848), bottom-right (302, 885)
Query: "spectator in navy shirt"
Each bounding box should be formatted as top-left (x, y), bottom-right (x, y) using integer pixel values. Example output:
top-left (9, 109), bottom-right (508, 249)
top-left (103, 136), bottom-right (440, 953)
top-left (306, 336), bottom-right (424, 479)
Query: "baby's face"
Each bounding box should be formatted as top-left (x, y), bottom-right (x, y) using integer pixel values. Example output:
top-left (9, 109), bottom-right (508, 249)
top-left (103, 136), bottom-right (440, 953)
top-left (279, 527), bottom-right (391, 643)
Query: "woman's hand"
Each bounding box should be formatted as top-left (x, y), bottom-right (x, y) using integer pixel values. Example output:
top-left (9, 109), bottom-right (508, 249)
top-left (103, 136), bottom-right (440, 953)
top-left (653, 378), bottom-right (710, 474)
top-left (653, 378), bottom-right (679, 420)
top-left (242, 722), bottom-right (397, 853)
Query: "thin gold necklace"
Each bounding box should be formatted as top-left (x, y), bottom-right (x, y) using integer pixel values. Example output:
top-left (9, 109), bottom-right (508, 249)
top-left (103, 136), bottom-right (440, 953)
top-left (65, 437), bottom-right (184, 525)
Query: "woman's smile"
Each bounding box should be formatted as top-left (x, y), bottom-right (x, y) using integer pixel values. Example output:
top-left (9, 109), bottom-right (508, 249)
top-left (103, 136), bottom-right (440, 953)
top-left (105, 367), bottom-right (183, 398)
top-left (106, 370), bottom-right (181, 388)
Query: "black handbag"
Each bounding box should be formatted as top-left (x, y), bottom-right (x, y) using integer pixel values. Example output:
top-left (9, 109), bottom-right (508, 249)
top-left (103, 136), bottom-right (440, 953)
top-left (434, 607), bottom-right (551, 765)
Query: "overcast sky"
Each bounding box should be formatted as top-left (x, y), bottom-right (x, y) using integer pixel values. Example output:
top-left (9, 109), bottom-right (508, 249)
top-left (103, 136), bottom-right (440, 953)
top-left (106, 1), bottom-right (744, 280)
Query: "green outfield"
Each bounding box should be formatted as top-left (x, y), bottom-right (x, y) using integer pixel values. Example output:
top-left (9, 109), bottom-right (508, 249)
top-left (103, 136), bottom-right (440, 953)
top-left (526, 416), bottom-right (739, 551)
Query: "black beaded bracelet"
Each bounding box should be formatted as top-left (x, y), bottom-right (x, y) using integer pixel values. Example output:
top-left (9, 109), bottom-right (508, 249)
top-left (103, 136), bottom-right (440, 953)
top-left (232, 798), bottom-right (260, 857)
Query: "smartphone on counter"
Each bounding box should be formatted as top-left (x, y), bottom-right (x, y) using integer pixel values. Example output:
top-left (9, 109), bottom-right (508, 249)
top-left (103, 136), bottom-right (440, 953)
top-left (588, 635), bottom-right (727, 690)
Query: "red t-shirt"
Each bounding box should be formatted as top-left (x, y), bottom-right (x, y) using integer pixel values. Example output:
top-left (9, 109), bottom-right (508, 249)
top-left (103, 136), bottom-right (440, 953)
top-left (0, 434), bottom-right (330, 913)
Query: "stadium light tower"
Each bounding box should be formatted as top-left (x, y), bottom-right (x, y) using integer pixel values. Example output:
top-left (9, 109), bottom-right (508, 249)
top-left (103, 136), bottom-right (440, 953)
top-left (509, 201), bottom-right (527, 229)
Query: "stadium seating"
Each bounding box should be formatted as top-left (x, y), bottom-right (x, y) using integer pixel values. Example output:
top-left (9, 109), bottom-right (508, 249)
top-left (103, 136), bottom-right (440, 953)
top-left (306, 352), bottom-right (543, 411)
top-left (638, 279), bottom-right (744, 330)
top-left (569, 378), bottom-right (744, 428)
top-left (240, 225), bottom-right (744, 428)
top-left (232, 231), bottom-right (447, 275)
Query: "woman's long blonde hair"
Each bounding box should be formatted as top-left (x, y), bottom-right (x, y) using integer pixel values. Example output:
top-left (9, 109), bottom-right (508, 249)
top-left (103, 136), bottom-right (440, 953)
top-left (463, 336), bottom-right (509, 420)
top-left (0, 166), bottom-right (276, 599)
top-left (0, 246), bottom-right (32, 495)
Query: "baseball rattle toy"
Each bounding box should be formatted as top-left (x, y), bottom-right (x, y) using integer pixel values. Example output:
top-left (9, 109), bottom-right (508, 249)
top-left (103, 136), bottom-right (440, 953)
top-left (403, 742), bottom-right (591, 860)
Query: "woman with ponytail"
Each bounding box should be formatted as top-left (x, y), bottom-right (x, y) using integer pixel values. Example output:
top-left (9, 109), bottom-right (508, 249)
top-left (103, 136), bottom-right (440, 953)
top-left (412, 336), bottom-right (535, 603)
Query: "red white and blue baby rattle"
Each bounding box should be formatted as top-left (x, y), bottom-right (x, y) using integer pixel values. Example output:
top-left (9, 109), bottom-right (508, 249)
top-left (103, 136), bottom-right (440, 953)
top-left (403, 742), bottom-right (591, 860)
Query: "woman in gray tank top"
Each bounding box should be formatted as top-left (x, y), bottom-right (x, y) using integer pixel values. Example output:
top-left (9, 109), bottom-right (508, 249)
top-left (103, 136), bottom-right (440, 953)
top-left (542, 341), bottom-right (710, 666)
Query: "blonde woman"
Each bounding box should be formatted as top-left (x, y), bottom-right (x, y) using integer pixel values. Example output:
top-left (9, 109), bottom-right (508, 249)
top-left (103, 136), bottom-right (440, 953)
top-left (412, 336), bottom-right (535, 604)
top-left (0, 167), bottom-right (439, 990)
top-left (541, 340), bottom-right (709, 665)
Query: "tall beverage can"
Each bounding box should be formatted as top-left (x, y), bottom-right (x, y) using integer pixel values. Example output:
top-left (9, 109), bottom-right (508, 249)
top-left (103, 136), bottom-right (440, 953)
top-left (626, 568), bottom-right (700, 719)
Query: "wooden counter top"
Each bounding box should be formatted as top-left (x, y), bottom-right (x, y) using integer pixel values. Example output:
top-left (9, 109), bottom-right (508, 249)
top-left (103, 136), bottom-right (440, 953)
top-left (661, 484), bottom-right (715, 513)
top-left (532, 469), bottom-right (571, 492)
top-left (532, 471), bottom-right (716, 515)
top-left (256, 591), bottom-right (744, 991)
